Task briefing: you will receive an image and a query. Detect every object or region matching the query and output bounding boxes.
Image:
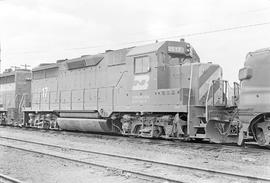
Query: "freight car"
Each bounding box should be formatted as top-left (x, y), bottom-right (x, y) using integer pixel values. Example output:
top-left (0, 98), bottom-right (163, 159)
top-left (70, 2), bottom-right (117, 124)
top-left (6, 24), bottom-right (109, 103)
top-left (0, 69), bottom-right (31, 125)
top-left (21, 39), bottom-right (240, 143)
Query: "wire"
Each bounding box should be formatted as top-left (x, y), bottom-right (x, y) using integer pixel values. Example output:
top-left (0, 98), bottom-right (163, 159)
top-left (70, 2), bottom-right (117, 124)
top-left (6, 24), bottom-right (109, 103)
top-left (49, 21), bottom-right (270, 51)
top-left (5, 21), bottom-right (270, 55)
top-left (165, 21), bottom-right (270, 39)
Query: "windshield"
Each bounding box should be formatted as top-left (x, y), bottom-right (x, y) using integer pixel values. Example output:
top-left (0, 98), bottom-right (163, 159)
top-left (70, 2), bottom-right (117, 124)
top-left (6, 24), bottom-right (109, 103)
top-left (168, 54), bottom-right (188, 65)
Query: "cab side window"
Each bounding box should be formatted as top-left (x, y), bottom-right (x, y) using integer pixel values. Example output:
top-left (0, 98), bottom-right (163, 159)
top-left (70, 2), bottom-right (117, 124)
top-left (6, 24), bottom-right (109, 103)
top-left (134, 56), bottom-right (150, 74)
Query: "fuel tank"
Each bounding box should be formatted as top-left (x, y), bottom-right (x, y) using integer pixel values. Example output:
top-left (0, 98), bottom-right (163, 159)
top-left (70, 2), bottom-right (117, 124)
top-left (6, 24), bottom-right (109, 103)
top-left (57, 118), bottom-right (113, 133)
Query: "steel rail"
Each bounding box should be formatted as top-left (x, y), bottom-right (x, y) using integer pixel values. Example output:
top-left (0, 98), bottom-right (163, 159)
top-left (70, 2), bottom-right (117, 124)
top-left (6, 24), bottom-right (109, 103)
top-left (0, 142), bottom-right (183, 183)
top-left (0, 173), bottom-right (24, 183)
top-left (1, 126), bottom-right (268, 150)
top-left (0, 135), bottom-right (269, 182)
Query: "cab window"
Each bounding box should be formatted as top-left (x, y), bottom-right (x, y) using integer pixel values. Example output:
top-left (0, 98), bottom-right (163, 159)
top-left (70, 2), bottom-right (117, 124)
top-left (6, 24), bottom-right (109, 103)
top-left (134, 56), bottom-right (150, 74)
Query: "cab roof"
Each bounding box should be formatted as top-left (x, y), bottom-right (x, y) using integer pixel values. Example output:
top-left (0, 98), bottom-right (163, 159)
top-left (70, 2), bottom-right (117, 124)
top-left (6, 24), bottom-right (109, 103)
top-left (127, 41), bottom-right (165, 56)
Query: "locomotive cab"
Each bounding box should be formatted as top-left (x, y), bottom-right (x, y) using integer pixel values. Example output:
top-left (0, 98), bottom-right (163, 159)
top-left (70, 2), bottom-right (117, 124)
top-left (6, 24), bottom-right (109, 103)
top-left (126, 39), bottom-right (200, 92)
top-left (157, 39), bottom-right (200, 90)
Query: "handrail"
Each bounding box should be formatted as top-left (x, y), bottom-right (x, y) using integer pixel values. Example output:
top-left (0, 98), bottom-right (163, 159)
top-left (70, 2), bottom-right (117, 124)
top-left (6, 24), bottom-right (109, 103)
top-left (205, 83), bottom-right (212, 122)
top-left (187, 63), bottom-right (194, 135)
top-left (30, 87), bottom-right (188, 96)
top-left (19, 94), bottom-right (25, 112)
top-left (30, 85), bottom-right (191, 112)
top-left (115, 71), bottom-right (127, 88)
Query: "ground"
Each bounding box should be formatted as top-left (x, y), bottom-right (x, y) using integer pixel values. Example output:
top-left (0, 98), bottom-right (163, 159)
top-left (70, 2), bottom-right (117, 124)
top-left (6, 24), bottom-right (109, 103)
top-left (0, 127), bottom-right (269, 183)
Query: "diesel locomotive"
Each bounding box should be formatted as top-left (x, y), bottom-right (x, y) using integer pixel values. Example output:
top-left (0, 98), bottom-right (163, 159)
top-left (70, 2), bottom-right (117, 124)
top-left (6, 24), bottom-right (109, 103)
top-left (0, 39), bottom-right (269, 146)
top-left (0, 69), bottom-right (31, 125)
top-left (237, 48), bottom-right (270, 146)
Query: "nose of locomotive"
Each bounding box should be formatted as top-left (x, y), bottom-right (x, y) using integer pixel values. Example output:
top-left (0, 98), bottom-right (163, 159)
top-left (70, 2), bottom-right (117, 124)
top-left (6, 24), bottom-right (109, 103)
top-left (239, 48), bottom-right (270, 112)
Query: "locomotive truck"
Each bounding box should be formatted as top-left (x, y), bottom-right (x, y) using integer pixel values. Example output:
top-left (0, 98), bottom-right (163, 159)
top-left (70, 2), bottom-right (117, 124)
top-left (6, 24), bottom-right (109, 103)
top-left (0, 40), bottom-right (269, 146)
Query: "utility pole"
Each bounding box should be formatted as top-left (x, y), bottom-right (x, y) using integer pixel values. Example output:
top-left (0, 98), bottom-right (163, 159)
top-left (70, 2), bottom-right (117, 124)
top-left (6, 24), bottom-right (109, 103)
top-left (11, 66), bottom-right (20, 71)
top-left (0, 42), bottom-right (1, 73)
top-left (21, 64), bottom-right (31, 70)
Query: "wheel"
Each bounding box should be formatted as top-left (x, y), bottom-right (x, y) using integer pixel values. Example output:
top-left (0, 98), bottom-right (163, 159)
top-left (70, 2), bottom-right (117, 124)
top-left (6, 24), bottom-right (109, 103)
top-left (253, 121), bottom-right (270, 146)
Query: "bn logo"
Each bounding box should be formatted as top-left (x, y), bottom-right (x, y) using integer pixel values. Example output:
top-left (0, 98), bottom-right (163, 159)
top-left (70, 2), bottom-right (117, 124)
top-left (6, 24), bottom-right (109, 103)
top-left (132, 75), bottom-right (150, 90)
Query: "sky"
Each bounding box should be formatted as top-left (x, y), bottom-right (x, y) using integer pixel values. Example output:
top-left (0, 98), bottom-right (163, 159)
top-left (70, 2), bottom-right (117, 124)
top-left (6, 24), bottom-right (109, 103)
top-left (0, 0), bottom-right (270, 83)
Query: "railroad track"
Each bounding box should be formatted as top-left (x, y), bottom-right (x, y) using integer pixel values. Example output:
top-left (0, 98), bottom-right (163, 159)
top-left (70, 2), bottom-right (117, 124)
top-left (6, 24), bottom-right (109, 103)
top-left (0, 173), bottom-right (24, 183)
top-left (2, 125), bottom-right (268, 150)
top-left (1, 126), bottom-right (269, 154)
top-left (0, 135), bottom-right (269, 183)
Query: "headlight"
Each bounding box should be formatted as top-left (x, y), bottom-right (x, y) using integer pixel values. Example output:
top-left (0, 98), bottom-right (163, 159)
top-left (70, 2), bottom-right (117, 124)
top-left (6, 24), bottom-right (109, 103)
top-left (238, 67), bottom-right (252, 81)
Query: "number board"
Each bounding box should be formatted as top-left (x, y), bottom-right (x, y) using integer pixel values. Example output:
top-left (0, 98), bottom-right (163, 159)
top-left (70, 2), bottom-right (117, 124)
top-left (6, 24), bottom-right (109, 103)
top-left (168, 46), bottom-right (185, 54)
